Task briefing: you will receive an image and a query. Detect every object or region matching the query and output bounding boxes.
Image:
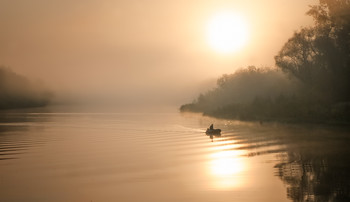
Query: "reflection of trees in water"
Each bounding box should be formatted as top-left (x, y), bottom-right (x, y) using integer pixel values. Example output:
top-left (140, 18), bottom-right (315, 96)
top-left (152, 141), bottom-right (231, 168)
top-left (273, 1), bottom-right (350, 198)
top-left (214, 122), bottom-right (350, 201)
top-left (275, 137), bottom-right (350, 201)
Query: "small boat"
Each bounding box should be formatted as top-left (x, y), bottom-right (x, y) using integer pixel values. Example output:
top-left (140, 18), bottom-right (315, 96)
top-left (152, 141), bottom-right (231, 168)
top-left (206, 128), bottom-right (221, 135)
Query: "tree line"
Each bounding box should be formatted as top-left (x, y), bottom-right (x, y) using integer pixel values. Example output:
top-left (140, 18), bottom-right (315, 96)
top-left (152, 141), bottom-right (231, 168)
top-left (181, 0), bottom-right (350, 124)
top-left (0, 67), bottom-right (52, 110)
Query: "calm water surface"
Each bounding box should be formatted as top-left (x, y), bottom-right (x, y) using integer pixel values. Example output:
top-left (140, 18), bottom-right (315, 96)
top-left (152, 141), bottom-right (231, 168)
top-left (0, 111), bottom-right (349, 201)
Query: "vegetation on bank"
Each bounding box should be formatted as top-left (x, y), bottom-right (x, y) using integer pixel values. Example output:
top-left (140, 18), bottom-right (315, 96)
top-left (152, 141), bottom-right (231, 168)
top-left (181, 0), bottom-right (350, 124)
top-left (0, 67), bottom-right (52, 110)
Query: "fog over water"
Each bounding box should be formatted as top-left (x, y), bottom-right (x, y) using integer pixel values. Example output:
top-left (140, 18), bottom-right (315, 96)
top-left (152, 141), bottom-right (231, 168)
top-left (0, 0), bottom-right (316, 106)
top-left (1, 112), bottom-right (349, 202)
top-left (2, 1), bottom-right (350, 201)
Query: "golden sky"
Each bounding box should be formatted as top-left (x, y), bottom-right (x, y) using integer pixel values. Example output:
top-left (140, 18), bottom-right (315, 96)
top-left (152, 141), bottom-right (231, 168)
top-left (0, 0), bottom-right (317, 104)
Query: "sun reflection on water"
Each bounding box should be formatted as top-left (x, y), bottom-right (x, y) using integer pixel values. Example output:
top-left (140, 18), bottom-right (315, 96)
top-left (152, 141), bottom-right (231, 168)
top-left (208, 149), bottom-right (247, 190)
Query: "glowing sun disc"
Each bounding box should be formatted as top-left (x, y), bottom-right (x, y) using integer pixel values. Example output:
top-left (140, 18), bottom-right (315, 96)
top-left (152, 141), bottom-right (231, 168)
top-left (206, 12), bottom-right (248, 53)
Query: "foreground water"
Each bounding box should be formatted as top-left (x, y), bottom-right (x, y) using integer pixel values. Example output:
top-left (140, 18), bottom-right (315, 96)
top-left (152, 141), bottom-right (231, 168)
top-left (0, 111), bottom-right (349, 201)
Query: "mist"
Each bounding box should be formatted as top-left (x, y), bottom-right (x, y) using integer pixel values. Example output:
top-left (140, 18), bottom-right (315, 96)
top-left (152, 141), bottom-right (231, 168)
top-left (1, 1), bottom-right (350, 201)
top-left (0, 67), bottom-right (52, 109)
top-left (181, 0), bottom-right (350, 123)
top-left (0, 0), bottom-right (316, 110)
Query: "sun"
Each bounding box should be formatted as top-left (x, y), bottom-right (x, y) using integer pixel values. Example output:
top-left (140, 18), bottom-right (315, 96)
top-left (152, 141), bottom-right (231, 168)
top-left (206, 12), bottom-right (249, 54)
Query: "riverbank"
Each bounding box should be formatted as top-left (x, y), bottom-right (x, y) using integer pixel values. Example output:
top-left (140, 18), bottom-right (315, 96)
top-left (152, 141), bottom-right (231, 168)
top-left (180, 102), bottom-right (350, 126)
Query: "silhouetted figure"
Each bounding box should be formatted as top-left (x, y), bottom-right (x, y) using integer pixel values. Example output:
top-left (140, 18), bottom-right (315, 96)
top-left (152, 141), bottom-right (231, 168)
top-left (209, 124), bottom-right (213, 130)
top-left (206, 124), bottom-right (221, 136)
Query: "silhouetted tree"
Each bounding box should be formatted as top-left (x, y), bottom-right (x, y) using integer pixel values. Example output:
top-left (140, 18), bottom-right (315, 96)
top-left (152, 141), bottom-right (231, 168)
top-left (181, 0), bottom-right (350, 123)
top-left (275, 0), bottom-right (350, 102)
top-left (0, 67), bottom-right (53, 109)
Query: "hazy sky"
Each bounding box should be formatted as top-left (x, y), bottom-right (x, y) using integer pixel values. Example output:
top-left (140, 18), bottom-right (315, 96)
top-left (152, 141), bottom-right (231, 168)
top-left (0, 0), bottom-right (317, 105)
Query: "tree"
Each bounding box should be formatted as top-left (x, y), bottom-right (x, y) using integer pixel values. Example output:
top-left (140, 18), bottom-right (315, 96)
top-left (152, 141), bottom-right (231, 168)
top-left (275, 0), bottom-right (350, 102)
top-left (0, 67), bottom-right (52, 109)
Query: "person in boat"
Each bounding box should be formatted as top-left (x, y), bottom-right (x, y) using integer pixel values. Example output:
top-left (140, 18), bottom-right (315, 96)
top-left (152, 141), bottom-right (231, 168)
top-left (209, 124), bottom-right (213, 130)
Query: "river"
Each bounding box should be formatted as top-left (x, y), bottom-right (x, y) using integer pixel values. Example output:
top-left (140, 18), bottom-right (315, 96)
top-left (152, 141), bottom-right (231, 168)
top-left (0, 110), bottom-right (349, 201)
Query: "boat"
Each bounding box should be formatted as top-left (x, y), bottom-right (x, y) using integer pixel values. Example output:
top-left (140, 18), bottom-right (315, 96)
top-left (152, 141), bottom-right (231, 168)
top-left (206, 128), bottom-right (221, 135)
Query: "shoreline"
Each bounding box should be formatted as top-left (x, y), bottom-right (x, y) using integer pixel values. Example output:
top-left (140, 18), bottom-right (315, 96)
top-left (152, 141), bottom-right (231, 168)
top-left (180, 109), bottom-right (350, 127)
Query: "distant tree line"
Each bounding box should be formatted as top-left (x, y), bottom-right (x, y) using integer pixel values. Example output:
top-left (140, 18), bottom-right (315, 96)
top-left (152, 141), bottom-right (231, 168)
top-left (181, 0), bottom-right (350, 124)
top-left (0, 67), bottom-right (52, 109)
